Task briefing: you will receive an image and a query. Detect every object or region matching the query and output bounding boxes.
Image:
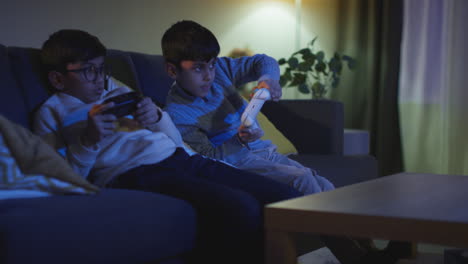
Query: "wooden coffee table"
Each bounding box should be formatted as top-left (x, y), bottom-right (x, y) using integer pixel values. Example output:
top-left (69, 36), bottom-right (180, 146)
top-left (264, 172), bottom-right (468, 264)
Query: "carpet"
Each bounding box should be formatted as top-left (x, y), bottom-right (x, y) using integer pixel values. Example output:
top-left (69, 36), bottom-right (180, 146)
top-left (298, 247), bottom-right (340, 264)
top-left (297, 247), bottom-right (444, 264)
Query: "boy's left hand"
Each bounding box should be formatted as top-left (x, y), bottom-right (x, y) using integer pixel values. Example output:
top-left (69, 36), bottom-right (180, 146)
top-left (238, 126), bottom-right (264, 143)
top-left (134, 97), bottom-right (162, 127)
top-left (259, 78), bottom-right (282, 101)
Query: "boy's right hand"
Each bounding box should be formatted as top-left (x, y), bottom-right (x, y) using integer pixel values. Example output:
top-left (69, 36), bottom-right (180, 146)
top-left (81, 102), bottom-right (117, 147)
top-left (238, 125), bottom-right (264, 143)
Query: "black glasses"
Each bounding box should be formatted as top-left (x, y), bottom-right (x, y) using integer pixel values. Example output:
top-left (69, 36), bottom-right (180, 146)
top-left (65, 65), bottom-right (111, 82)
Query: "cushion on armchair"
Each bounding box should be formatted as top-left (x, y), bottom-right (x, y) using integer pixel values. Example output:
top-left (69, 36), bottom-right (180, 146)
top-left (0, 115), bottom-right (99, 198)
top-left (257, 111), bottom-right (298, 155)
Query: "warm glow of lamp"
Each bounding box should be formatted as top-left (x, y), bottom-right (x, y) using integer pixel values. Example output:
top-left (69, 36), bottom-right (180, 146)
top-left (217, 0), bottom-right (312, 60)
top-left (218, 1), bottom-right (296, 59)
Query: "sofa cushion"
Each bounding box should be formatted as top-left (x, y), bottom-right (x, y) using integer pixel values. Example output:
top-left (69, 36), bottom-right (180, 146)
top-left (289, 154), bottom-right (378, 187)
top-left (0, 189), bottom-right (196, 264)
top-left (0, 45), bottom-right (30, 128)
top-left (257, 111), bottom-right (298, 155)
top-left (6, 47), bottom-right (51, 129)
top-left (106, 49), bottom-right (140, 92)
top-left (127, 52), bottom-right (173, 107)
top-left (262, 100), bottom-right (344, 155)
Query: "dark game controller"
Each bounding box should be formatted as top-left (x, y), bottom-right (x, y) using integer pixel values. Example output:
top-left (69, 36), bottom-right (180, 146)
top-left (102, 92), bottom-right (142, 117)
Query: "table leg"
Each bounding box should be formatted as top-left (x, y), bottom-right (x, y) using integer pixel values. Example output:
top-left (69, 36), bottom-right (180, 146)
top-left (265, 230), bottom-right (297, 264)
top-left (410, 242), bottom-right (418, 259)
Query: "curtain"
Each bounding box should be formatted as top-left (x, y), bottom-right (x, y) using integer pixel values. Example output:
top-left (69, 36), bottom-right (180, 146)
top-left (330, 0), bottom-right (403, 176)
top-left (399, 0), bottom-right (468, 175)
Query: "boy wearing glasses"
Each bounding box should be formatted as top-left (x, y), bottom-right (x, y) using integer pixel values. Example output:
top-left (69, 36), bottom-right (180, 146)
top-left (33, 29), bottom-right (302, 264)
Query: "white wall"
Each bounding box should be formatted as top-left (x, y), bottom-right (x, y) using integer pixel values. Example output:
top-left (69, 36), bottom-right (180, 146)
top-left (0, 0), bottom-right (340, 99)
top-left (0, 0), bottom-right (339, 59)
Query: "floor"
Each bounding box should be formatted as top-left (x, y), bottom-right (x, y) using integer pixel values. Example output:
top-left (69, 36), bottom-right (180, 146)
top-left (297, 241), bottom-right (448, 264)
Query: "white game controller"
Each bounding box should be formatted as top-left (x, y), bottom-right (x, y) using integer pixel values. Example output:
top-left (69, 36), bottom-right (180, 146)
top-left (240, 83), bottom-right (271, 129)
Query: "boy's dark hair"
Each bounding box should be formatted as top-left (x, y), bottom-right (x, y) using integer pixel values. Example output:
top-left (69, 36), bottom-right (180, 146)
top-left (161, 20), bottom-right (220, 67)
top-left (41, 29), bottom-right (107, 72)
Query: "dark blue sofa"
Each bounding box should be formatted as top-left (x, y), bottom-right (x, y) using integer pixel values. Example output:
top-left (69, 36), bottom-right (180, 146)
top-left (0, 44), bottom-right (379, 263)
top-left (0, 46), bottom-right (197, 264)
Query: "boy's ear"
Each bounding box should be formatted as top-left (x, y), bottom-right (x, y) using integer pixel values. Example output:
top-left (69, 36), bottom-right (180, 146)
top-left (48, 71), bottom-right (66, 91)
top-left (165, 62), bottom-right (178, 79)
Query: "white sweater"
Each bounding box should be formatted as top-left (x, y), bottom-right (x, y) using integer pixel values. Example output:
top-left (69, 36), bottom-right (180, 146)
top-left (34, 78), bottom-right (183, 186)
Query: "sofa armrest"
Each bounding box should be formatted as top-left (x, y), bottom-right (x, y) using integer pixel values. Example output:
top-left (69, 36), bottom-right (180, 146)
top-left (0, 189), bottom-right (196, 264)
top-left (261, 99), bottom-right (344, 155)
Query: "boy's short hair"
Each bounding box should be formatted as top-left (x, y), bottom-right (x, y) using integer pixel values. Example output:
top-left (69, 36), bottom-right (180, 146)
top-left (161, 20), bottom-right (220, 67)
top-left (41, 29), bottom-right (106, 72)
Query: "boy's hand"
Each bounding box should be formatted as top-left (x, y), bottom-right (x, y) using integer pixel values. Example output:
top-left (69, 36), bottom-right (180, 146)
top-left (82, 103), bottom-right (117, 147)
top-left (238, 125), bottom-right (264, 143)
top-left (134, 97), bottom-right (162, 127)
top-left (258, 78), bottom-right (282, 101)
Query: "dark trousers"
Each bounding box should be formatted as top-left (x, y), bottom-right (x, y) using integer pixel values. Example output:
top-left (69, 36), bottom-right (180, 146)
top-left (110, 148), bottom-right (302, 264)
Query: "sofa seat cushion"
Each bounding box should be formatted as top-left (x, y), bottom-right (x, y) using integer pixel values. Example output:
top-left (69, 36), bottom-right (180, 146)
top-left (0, 189), bottom-right (196, 264)
top-left (289, 154), bottom-right (378, 188)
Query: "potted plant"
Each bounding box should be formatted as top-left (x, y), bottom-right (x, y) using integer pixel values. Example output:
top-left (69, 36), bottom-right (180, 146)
top-left (278, 37), bottom-right (356, 99)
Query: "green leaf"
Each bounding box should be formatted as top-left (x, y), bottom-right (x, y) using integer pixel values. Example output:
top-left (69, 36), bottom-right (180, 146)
top-left (298, 83), bottom-right (310, 94)
top-left (328, 57), bottom-right (342, 74)
top-left (290, 73), bottom-right (307, 86)
top-left (299, 48), bottom-right (312, 58)
top-left (298, 61), bottom-right (311, 71)
top-left (298, 48), bottom-right (310, 55)
top-left (315, 61), bottom-right (326, 72)
top-left (288, 57), bottom-right (299, 69)
top-left (333, 52), bottom-right (341, 60)
top-left (328, 57), bottom-right (338, 71)
top-left (280, 37), bottom-right (356, 95)
top-left (302, 52), bottom-right (315, 61)
top-left (343, 55), bottom-right (357, 70)
top-left (303, 52), bottom-right (316, 65)
top-left (309, 37), bottom-right (318, 47)
top-left (342, 55), bottom-right (352, 61)
top-left (283, 68), bottom-right (292, 79)
top-left (279, 76), bottom-right (288, 87)
top-left (316, 51), bottom-right (325, 61)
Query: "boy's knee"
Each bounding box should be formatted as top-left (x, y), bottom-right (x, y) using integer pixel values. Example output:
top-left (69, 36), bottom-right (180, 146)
top-left (290, 173), bottom-right (320, 195)
top-left (318, 176), bottom-right (335, 191)
top-left (302, 175), bottom-right (335, 194)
